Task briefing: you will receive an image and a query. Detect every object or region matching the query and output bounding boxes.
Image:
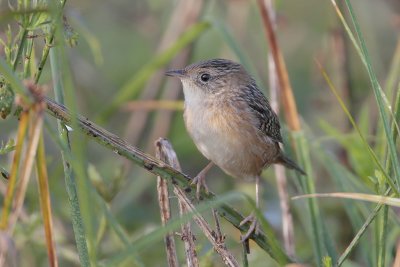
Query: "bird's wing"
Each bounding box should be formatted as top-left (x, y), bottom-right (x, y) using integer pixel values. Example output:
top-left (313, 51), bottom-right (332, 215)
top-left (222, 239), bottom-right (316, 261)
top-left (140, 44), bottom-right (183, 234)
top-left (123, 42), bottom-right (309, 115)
top-left (241, 81), bottom-right (283, 143)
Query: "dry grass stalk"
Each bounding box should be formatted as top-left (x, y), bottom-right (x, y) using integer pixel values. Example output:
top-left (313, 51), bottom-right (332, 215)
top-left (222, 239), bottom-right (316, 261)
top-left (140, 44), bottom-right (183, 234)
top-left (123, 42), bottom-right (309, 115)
top-left (156, 138), bottom-right (199, 267)
top-left (36, 135), bottom-right (58, 267)
top-left (9, 83), bottom-right (46, 231)
top-left (0, 111), bottom-right (29, 230)
top-left (173, 185), bottom-right (239, 267)
top-left (155, 140), bottom-right (180, 267)
top-left (265, 0), bottom-right (296, 257)
top-left (257, 0), bottom-right (301, 131)
top-left (156, 138), bottom-right (240, 267)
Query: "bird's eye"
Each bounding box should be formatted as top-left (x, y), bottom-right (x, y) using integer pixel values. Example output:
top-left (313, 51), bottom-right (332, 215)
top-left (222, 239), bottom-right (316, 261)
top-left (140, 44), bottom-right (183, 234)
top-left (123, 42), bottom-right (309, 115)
top-left (200, 73), bottom-right (211, 82)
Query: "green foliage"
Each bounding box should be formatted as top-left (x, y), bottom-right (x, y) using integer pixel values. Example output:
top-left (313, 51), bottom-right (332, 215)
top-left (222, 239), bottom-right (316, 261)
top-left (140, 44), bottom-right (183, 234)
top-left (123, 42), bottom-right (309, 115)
top-left (0, 0), bottom-right (399, 266)
top-left (0, 79), bottom-right (14, 119)
top-left (0, 139), bottom-right (15, 155)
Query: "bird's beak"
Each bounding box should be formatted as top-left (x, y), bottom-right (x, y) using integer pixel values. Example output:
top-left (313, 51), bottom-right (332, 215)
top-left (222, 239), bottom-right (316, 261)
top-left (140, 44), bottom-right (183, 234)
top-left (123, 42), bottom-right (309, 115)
top-left (165, 69), bottom-right (186, 78)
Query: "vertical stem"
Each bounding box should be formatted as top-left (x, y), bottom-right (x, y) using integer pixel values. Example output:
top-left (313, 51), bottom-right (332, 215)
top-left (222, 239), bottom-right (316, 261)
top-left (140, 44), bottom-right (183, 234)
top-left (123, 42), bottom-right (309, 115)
top-left (49, 45), bottom-right (90, 267)
top-left (12, 29), bottom-right (28, 71)
top-left (155, 138), bottom-right (198, 267)
top-left (9, 105), bottom-right (44, 229)
top-left (257, 0), bottom-right (333, 263)
top-left (36, 135), bottom-right (59, 267)
top-left (265, 0), bottom-right (296, 257)
top-left (0, 111), bottom-right (29, 229)
top-left (23, 32), bottom-right (34, 78)
top-left (377, 206), bottom-right (388, 267)
top-left (256, 0), bottom-right (300, 131)
top-left (155, 160), bottom-right (179, 266)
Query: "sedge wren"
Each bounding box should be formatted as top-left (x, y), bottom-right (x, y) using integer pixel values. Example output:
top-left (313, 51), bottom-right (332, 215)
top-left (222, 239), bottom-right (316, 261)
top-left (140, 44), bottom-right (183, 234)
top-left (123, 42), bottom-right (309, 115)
top-left (166, 58), bottom-right (305, 241)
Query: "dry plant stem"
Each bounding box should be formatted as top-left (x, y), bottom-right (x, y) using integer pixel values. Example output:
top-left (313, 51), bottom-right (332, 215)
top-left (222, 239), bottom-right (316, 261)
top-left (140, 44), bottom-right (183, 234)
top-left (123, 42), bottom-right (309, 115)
top-left (265, 0), bottom-right (296, 257)
top-left (0, 111), bottom-right (29, 229)
top-left (9, 103), bottom-right (44, 230)
top-left (256, 0), bottom-right (300, 131)
top-left (155, 138), bottom-right (198, 267)
top-left (156, 139), bottom-right (239, 267)
top-left (212, 208), bottom-right (223, 241)
top-left (36, 135), bottom-right (58, 267)
top-left (44, 98), bottom-right (293, 264)
top-left (177, 199), bottom-right (198, 267)
top-left (174, 186), bottom-right (239, 267)
top-left (155, 146), bottom-right (179, 267)
top-left (179, 188), bottom-right (238, 265)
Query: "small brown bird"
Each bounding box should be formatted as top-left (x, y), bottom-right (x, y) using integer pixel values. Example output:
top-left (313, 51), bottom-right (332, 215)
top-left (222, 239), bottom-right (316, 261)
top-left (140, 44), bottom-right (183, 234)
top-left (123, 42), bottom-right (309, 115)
top-left (166, 58), bottom-right (305, 241)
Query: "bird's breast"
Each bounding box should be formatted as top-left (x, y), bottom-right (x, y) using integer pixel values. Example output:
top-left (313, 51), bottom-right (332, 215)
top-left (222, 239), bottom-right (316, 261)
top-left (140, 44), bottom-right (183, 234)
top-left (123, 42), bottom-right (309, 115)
top-left (183, 100), bottom-right (279, 179)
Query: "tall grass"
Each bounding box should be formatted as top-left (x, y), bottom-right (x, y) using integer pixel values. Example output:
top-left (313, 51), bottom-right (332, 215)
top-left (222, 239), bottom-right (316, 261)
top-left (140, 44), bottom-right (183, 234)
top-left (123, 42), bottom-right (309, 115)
top-left (0, 0), bottom-right (399, 266)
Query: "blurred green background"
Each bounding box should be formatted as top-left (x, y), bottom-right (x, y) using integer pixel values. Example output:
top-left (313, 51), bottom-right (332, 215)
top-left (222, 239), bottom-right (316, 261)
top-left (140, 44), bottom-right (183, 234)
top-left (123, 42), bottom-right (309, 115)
top-left (1, 0), bottom-right (399, 266)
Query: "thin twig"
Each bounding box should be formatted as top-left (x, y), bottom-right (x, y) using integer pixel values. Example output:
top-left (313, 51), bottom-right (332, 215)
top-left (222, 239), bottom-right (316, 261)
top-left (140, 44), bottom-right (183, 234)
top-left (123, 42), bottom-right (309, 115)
top-left (155, 138), bottom-right (199, 267)
top-left (156, 139), bottom-right (239, 266)
top-left (212, 208), bottom-right (224, 242)
top-left (155, 141), bottom-right (180, 267)
top-left (175, 185), bottom-right (239, 267)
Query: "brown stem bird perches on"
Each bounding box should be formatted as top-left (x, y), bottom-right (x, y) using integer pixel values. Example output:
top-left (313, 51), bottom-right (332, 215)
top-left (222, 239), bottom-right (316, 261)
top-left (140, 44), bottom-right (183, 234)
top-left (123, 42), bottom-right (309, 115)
top-left (166, 58), bottom-right (305, 242)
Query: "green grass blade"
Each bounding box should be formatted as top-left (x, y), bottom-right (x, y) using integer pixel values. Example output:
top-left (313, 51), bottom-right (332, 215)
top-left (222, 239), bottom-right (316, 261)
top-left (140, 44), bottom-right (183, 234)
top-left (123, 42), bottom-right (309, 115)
top-left (343, 0), bottom-right (400, 191)
top-left (293, 132), bottom-right (337, 265)
top-left (49, 46), bottom-right (91, 267)
top-left (47, 0), bottom-right (94, 265)
top-left (335, 190), bottom-right (389, 267)
top-left (377, 206), bottom-right (388, 267)
top-left (316, 60), bottom-right (399, 196)
top-left (316, 150), bottom-right (373, 265)
top-left (0, 58), bottom-right (29, 102)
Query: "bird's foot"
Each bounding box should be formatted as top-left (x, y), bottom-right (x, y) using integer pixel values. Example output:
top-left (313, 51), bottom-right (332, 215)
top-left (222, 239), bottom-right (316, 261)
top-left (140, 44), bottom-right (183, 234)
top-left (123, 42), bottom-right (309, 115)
top-left (191, 174), bottom-right (209, 199)
top-left (239, 213), bottom-right (259, 243)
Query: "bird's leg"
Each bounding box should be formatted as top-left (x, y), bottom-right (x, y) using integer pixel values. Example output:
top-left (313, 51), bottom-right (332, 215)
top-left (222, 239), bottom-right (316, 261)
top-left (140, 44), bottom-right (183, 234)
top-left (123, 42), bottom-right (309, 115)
top-left (239, 175), bottom-right (261, 243)
top-left (191, 162), bottom-right (214, 199)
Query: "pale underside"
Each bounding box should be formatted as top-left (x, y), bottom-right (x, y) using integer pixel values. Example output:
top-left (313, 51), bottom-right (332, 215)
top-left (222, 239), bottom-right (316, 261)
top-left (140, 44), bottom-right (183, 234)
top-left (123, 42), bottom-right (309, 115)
top-left (183, 86), bottom-right (280, 180)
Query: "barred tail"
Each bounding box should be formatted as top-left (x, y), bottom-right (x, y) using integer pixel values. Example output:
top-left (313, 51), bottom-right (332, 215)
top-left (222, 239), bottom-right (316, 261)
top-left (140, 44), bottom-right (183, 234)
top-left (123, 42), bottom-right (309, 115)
top-left (276, 154), bottom-right (306, 175)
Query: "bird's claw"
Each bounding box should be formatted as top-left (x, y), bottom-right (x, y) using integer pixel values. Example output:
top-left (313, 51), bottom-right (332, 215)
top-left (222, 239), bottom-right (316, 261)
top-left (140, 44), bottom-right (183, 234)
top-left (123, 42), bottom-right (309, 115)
top-left (239, 213), bottom-right (259, 243)
top-left (191, 174), bottom-right (209, 199)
